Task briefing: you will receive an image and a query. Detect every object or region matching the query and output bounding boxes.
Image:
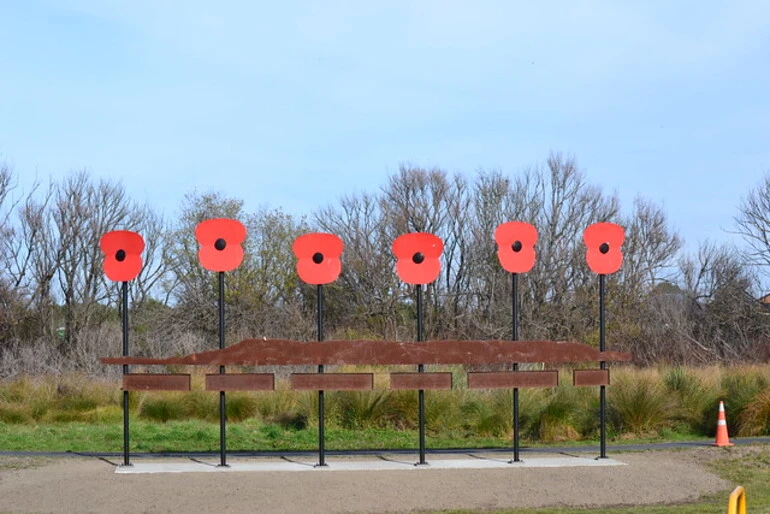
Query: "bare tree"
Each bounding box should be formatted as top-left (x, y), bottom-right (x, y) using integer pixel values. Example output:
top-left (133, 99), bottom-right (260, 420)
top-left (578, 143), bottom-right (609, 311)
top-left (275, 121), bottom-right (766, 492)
top-left (662, 242), bottom-right (769, 362)
top-left (164, 191), bottom-right (310, 347)
top-left (734, 170), bottom-right (770, 280)
top-left (48, 171), bottom-right (161, 353)
top-left (314, 192), bottom-right (403, 339)
top-left (518, 154), bottom-right (619, 341)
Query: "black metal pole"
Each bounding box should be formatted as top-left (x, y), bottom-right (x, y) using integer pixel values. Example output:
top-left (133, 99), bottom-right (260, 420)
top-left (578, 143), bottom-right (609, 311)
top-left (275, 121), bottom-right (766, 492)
top-left (599, 273), bottom-right (607, 459)
top-left (121, 281), bottom-right (131, 467)
top-left (218, 271), bottom-right (227, 467)
top-left (416, 284), bottom-right (426, 465)
top-left (317, 284), bottom-right (327, 467)
top-left (511, 272), bottom-right (521, 463)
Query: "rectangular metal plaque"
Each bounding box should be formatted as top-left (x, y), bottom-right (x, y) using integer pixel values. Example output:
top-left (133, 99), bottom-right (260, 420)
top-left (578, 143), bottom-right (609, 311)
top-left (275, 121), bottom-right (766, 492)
top-left (389, 372), bottom-right (453, 390)
top-left (467, 370), bottom-right (559, 389)
top-left (573, 369), bottom-right (610, 386)
top-left (290, 373), bottom-right (374, 391)
top-left (123, 374), bottom-right (191, 391)
top-left (205, 373), bottom-right (275, 391)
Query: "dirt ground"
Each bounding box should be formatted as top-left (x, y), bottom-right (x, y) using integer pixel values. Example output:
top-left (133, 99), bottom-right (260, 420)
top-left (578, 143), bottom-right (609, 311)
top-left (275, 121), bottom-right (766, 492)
top-left (0, 448), bottom-right (733, 513)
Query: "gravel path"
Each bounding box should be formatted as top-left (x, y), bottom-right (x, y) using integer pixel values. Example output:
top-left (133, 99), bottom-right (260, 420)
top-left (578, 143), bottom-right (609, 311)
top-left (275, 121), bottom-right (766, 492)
top-left (0, 448), bottom-right (733, 513)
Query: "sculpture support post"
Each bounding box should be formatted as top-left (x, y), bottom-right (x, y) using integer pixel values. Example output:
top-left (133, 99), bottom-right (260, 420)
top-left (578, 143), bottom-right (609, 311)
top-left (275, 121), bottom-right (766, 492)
top-left (121, 281), bottom-right (131, 467)
top-left (599, 273), bottom-right (607, 459)
top-left (218, 271), bottom-right (227, 468)
top-left (511, 272), bottom-right (520, 463)
top-left (317, 284), bottom-right (327, 467)
top-left (417, 284), bottom-right (426, 466)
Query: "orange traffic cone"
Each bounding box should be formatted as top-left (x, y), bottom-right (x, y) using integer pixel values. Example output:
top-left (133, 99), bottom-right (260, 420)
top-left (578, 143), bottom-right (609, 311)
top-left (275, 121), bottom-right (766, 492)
top-left (713, 400), bottom-right (733, 447)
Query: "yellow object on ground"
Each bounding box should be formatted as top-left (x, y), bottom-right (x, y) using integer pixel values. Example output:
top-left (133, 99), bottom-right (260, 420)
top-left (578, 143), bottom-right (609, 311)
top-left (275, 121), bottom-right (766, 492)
top-left (727, 486), bottom-right (746, 514)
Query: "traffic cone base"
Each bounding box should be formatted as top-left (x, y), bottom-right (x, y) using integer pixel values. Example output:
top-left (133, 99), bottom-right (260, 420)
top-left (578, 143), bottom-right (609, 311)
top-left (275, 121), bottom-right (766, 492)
top-left (713, 400), bottom-right (733, 447)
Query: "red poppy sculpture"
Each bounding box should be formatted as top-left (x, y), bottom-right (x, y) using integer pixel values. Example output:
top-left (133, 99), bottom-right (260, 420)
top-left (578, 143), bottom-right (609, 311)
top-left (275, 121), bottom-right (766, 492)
top-left (100, 230), bottom-right (145, 282)
top-left (494, 222), bottom-right (538, 273)
top-left (195, 218), bottom-right (246, 272)
top-left (292, 233), bottom-right (344, 285)
top-left (392, 233), bottom-right (444, 285)
top-left (583, 222), bottom-right (625, 275)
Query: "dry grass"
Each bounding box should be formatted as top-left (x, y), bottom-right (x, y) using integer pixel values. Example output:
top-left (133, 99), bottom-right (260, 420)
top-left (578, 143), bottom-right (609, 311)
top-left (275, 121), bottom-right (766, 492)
top-left (1, 365), bottom-right (768, 443)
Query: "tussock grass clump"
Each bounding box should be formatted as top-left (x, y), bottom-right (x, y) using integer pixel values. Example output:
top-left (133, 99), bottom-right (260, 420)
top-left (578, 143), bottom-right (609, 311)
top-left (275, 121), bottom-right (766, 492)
top-left (180, 390), bottom-right (218, 422)
top-left (662, 366), bottom-right (720, 434)
top-left (534, 384), bottom-right (596, 442)
top-left (225, 393), bottom-right (258, 422)
top-left (0, 405), bottom-right (34, 424)
top-left (609, 369), bottom-right (674, 437)
top-left (461, 390), bottom-right (511, 438)
top-left (331, 390), bottom-right (391, 429)
top-left (140, 395), bottom-right (186, 422)
top-left (0, 374), bottom-right (119, 424)
top-left (720, 367), bottom-right (769, 435)
top-left (738, 390), bottom-right (770, 436)
top-left (252, 386), bottom-right (314, 427)
top-left (425, 390), bottom-right (467, 434)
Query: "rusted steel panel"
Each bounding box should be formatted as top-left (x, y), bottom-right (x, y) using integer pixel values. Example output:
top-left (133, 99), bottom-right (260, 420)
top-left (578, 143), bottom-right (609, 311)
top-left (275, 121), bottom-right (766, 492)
top-left (123, 374), bottom-right (191, 391)
top-left (573, 369), bottom-right (610, 387)
top-left (102, 339), bottom-right (632, 367)
top-left (205, 374), bottom-right (274, 391)
top-left (390, 372), bottom-right (453, 390)
top-left (467, 370), bottom-right (559, 389)
top-left (290, 373), bottom-right (373, 391)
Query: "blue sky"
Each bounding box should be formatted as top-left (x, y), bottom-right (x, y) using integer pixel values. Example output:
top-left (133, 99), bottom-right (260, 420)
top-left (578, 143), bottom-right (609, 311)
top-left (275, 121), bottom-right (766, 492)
top-left (1, 1), bottom-right (769, 253)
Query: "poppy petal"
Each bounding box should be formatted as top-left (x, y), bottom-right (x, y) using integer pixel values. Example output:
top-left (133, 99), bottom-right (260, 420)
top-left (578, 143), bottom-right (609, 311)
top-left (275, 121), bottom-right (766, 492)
top-left (100, 230), bottom-right (145, 255)
top-left (396, 259), bottom-right (441, 285)
top-left (296, 258), bottom-right (342, 285)
top-left (392, 233), bottom-right (444, 258)
top-left (198, 245), bottom-right (245, 273)
top-left (292, 233), bottom-right (344, 259)
top-left (195, 218), bottom-right (247, 246)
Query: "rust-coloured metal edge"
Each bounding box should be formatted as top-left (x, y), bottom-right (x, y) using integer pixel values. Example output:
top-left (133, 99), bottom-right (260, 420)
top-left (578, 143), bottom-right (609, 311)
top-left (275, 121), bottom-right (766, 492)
top-left (573, 369), bottom-right (610, 387)
top-left (467, 370), bottom-right (559, 389)
top-left (390, 372), bottom-right (453, 390)
top-left (123, 374), bottom-right (191, 391)
top-left (205, 374), bottom-right (275, 391)
top-left (290, 373), bottom-right (374, 391)
top-left (102, 339), bottom-right (632, 367)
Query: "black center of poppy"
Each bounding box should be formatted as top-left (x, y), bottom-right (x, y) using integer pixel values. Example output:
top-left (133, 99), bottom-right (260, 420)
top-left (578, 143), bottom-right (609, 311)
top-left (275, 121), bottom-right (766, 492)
top-left (312, 252), bottom-right (324, 264)
top-left (599, 243), bottom-right (610, 254)
top-left (412, 252), bottom-right (425, 264)
top-left (214, 238), bottom-right (227, 251)
top-left (115, 249), bottom-right (126, 262)
top-left (512, 241), bottom-right (523, 252)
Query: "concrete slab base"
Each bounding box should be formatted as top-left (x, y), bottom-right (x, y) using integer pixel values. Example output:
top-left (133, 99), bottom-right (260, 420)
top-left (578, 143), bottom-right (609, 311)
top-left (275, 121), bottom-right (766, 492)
top-left (115, 455), bottom-right (626, 474)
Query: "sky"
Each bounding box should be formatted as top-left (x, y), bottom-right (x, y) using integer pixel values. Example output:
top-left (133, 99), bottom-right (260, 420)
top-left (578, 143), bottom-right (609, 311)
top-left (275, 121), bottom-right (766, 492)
top-left (1, 1), bottom-right (769, 254)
